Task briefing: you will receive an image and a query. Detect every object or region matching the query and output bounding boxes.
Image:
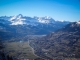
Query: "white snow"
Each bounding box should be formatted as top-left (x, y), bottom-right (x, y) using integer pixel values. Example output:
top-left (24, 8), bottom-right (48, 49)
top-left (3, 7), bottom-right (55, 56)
top-left (10, 20), bottom-right (26, 25)
top-left (9, 15), bottom-right (68, 26)
top-left (9, 16), bottom-right (16, 21)
top-left (59, 20), bottom-right (64, 22)
top-left (38, 17), bottom-right (50, 23)
top-left (45, 16), bottom-right (51, 19)
top-left (9, 15), bottom-right (55, 25)
top-left (38, 19), bottom-right (49, 23)
top-left (77, 21), bottom-right (80, 24)
top-left (9, 15), bottom-right (26, 25)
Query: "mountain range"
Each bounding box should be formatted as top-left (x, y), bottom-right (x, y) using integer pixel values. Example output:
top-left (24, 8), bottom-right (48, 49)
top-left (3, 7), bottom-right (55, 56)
top-left (0, 14), bottom-right (80, 60)
top-left (0, 14), bottom-right (69, 40)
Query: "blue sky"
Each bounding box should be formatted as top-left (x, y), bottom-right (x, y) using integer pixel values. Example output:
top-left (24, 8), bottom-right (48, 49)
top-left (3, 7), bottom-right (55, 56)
top-left (0, 0), bottom-right (80, 21)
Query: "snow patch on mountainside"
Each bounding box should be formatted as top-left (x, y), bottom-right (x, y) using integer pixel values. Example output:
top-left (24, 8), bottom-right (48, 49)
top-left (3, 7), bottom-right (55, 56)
top-left (38, 18), bottom-right (50, 23)
top-left (77, 21), bottom-right (80, 24)
top-left (9, 15), bottom-right (26, 25)
top-left (45, 16), bottom-right (52, 19)
top-left (10, 16), bottom-right (16, 21)
top-left (37, 16), bottom-right (54, 24)
top-left (11, 21), bottom-right (26, 25)
top-left (7, 14), bottom-right (69, 26)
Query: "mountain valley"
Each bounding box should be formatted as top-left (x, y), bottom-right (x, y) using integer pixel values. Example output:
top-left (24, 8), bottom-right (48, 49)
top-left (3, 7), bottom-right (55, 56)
top-left (0, 15), bottom-right (80, 60)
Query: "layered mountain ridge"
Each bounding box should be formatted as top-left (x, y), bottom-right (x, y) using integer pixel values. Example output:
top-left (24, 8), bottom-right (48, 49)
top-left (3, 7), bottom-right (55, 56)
top-left (0, 14), bottom-right (70, 40)
top-left (30, 21), bottom-right (80, 60)
top-left (0, 14), bottom-right (80, 60)
top-left (0, 14), bottom-right (69, 25)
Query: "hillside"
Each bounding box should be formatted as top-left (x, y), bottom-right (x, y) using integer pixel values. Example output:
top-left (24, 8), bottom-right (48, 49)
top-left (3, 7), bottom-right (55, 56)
top-left (30, 21), bottom-right (80, 60)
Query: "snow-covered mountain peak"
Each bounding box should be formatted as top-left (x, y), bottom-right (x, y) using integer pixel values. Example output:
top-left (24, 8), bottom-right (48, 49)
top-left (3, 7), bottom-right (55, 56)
top-left (45, 16), bottom-right (52, 19)
top-left (4, 14), bottom-right (70, 25)
top-left (35, 16), bottom-right (55, 24)
top-left (37, 17), bottom-right (50, 24)
top-left (38, 19), bottom-right (49, 23)
top-left (17, 14), bottom-right (23, 18)
top-left (9, 14), bottom-right (26, 25)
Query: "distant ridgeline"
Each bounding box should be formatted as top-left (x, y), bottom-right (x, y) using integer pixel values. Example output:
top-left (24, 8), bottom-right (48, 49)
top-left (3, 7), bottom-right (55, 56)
top-left (0, 14), bottom-right (70, 40)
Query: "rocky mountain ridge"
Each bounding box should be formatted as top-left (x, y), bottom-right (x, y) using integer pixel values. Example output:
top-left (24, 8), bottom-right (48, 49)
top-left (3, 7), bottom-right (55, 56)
top-left (30, 21), bottom-right (80, 60)
top-left (0, 14), bottom-right (70, 40)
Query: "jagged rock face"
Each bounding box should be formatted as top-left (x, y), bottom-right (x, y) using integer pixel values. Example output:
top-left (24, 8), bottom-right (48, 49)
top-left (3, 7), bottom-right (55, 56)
top-left (0, 14), bottom-right (69, 40)
top-left (30, 22), bottom-right (80, 60)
